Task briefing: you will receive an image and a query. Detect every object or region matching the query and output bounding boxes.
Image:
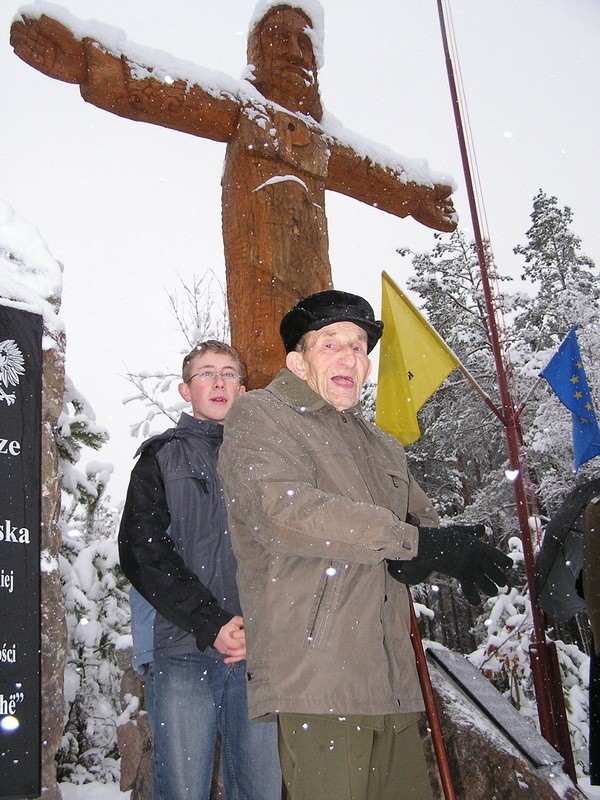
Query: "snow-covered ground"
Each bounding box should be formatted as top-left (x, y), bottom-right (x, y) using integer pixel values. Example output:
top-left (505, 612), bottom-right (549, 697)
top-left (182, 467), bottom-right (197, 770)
top-left (59, 776), bottom-right (600, 799)
top-left (60, 785), bottom-right (129, 799)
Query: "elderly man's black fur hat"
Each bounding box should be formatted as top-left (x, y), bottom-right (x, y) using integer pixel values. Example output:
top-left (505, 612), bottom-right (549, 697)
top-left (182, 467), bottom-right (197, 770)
top-left (280, 290), bottom-right (384, 353)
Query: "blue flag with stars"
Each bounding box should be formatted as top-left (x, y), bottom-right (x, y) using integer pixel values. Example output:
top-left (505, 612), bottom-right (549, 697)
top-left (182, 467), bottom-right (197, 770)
top-left (540, 326), bottom-right (600, 470)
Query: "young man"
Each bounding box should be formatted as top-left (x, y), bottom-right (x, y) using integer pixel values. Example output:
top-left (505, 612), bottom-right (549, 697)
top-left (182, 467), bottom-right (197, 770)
top-left (118, 341), bottom-right (281, 800)
top-left (218, 291), bottom-right (511, 800)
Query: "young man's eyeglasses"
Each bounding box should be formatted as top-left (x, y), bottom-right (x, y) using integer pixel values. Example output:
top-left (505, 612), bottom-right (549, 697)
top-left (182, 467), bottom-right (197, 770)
top-left (187, 370), bottom-right (241, 384)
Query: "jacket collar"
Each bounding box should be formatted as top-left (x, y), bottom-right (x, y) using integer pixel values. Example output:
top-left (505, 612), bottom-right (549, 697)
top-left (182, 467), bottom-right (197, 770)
top-left (266, 368), bottom-right (363, 417)
top-left (177, 411), bottom-right (223, 441)
top-left (134, 411), bottom-right (222, 458)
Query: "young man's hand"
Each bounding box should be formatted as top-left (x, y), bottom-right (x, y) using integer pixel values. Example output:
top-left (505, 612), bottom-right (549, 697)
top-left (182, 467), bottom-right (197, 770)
top-left (213, 615), bottom-right (246, 663)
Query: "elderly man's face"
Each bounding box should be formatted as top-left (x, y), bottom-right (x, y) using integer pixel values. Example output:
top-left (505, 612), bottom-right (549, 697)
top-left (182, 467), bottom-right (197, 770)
top-left (286, 322), bottom-right (372, 412)
top-left (251, 8), bottom-right (318, 115)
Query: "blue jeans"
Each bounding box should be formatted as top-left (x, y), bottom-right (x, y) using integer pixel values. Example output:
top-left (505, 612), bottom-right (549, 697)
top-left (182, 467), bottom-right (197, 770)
top-left (147, 652), bottom-right (281, 800)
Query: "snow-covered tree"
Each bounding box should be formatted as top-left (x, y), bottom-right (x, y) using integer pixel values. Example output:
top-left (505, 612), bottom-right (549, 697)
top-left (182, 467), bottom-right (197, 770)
top-left (397, 193), bottom-right (599, 528)
top-left (55, 380), bottom-right (128, 784)
top-left (57, 500), bottom-right (127, 784)
top-left (512, 190), bottom-right (598, 350)
top-left (360, 379), bottom-right (377, 422)
top-left (511, 190), bottom-right (600, 510)
top-left (398, 230), bottom-right (515, 535)
top-left (57, 376), bottom-right (111, 517)
top-left (396, 193), bottom-right (599, 776)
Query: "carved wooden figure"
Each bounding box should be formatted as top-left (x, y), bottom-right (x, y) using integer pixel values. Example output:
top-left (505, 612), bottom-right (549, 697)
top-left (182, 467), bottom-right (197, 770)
top-left (11, 2), bottom-right (457, 388)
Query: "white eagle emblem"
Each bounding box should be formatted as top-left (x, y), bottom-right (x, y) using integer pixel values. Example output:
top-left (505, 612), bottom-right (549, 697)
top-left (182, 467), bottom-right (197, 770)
top-left (0, 339), bottom-right (26, 406)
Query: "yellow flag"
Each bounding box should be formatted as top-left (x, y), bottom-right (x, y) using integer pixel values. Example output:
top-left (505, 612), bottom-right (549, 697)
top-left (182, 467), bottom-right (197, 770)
top-left (376, 271), bottom-right (461, 446)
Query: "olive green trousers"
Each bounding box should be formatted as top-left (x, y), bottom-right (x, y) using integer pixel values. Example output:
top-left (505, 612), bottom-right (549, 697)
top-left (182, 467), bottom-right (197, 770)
top-left (277, 711), bottom-right (434, 800)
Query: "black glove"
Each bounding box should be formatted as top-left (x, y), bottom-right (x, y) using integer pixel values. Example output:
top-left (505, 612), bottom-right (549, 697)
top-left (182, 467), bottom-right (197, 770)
top-left (388, 524), bottom-right (512, 606)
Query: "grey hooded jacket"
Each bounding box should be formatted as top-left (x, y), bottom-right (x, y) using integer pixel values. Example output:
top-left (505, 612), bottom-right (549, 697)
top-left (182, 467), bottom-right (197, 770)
top-left (119, 412), bottom-right (240, 659)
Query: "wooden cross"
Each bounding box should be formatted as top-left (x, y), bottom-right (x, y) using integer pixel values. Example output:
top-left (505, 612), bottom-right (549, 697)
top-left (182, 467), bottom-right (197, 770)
top-left (11, 4), bottom-right (457, 389)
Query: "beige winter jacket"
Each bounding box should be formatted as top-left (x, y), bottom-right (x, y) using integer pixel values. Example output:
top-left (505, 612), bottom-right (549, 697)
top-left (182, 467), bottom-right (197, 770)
top-left (219, 369), bottom-right (439, 720)
top-left (583, 496), bottom-right (600, 655)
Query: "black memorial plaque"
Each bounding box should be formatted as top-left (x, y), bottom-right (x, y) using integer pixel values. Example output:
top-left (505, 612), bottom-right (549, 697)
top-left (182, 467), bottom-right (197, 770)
top-left (0, 305), bottom-right (42, 798)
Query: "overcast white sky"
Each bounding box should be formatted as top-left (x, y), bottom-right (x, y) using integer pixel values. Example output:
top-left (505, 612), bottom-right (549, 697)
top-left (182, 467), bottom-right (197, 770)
top-left (2, 0), bottom-right (599, 502)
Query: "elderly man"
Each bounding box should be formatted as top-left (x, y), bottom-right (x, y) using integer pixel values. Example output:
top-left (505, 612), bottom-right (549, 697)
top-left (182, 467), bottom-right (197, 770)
top-left (219, 290), bottom-right (511, 800)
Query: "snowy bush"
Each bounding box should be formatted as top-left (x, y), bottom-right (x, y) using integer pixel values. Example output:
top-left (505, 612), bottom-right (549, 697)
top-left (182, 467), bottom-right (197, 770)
top-left (469, 585), bottom-right (590, 775)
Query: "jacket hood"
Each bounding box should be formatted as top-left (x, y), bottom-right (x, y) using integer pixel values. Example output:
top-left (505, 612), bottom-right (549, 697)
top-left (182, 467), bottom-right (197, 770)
top-left (135, 411), bottom-right (223, 458)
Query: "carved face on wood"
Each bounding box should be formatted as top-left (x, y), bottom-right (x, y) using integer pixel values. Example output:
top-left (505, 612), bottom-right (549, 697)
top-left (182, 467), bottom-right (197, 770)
top-left (248, 7), bottom-right (323, 121)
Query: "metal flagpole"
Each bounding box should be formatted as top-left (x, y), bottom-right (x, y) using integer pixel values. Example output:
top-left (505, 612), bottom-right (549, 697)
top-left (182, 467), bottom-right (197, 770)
top-left (435, 0), bottom-right (576, 780)
top-left (409, 601), bottom-right (457, 800)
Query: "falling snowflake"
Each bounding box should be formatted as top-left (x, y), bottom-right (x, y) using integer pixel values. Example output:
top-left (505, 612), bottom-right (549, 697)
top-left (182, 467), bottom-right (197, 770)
top-left (0, 339), bottom-right (25, 406)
